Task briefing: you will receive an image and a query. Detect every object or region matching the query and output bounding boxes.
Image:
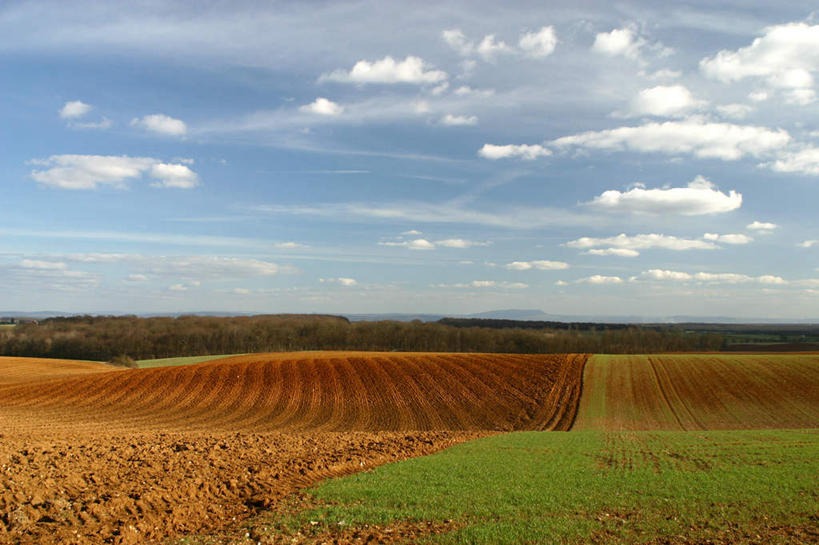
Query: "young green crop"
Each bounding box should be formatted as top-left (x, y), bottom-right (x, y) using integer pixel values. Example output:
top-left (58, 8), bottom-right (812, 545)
top-left (269, 429), bottom-right (818, 544)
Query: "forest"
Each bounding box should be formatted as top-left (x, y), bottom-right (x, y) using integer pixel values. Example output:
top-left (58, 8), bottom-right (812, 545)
top-left (0, 314), bottom-right (725, 361)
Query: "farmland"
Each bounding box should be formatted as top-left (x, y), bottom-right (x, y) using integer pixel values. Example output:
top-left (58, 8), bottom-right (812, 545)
top-left (0, 351), bottom-right (817, 544)
top-left (0, 352), bottom-right (584, 544)
top-left (573, 354), bottom-right (819, 431)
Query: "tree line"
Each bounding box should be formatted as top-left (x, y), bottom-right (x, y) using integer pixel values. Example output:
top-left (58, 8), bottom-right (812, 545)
top-left (0, 314), bottom-right (725, 362)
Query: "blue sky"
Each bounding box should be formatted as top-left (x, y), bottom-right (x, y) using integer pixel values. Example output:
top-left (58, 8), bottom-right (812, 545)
top-left (1, 1), bottom-right (818, 318)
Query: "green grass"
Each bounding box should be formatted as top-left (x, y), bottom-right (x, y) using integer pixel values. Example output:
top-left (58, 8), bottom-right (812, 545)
top-left (136, 354), bottom-right (244, 368)
top-left (267, 429), bottom-right (818, 544)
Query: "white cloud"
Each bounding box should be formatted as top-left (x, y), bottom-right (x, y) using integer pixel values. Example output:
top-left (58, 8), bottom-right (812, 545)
top-left (799, 240), bottom-right (818, 248)
top-left (131, 114), bottom-right (187, 136)
top-left (585, 248), bottom-right (640, 257)
top-left (503, 260), bottom-right (569, 271)
top-left (715, 103), bottom-right (754, 119)
top-left (274, 241), bottom-right (307, 249)
top-left (29, 155), bottom-right (200, 190)
top-left (320, 277), bottom-right (357, 286)
top-left (380, 237), bottom-right (487, 250)
top-left (444, 27), bottom-right (554, 61)
top-left (402, 230), bottom-right (423, 236)
top-left (552, 120), bottom-right (790, 161)
top-left (168, 283), bottom-right (188, 292)
top-left (437, 280), bottom-right (528, 289)
top-left (586, 176), bottom-right (741, 215)
top-left (476, 34), bottom-right (513, 61)
top-left (518, 26), bottom-right (557, 57)
top-left (555, 280), bottom-right (569, 286)
top-left (633, 269), bottom-right (786, 285)
top-left (379, 238), bottom-right (436, 250)
top-left (748, 90), bottom-right (769, 102)
top-left (566, 233), bottom-right (718, 254)
top-left (127, 273), bottom-right (148, 282)
top-left (320, 56), bottom-right (447, 85)
top-left (59, 100), bottom-right (92, 119)
top-left (702, 233), bottom-right (753, 244)
top-left (453, 86), bottom-right (494, 97)
top-left (230, 287), bottom-right (251, 295)
top-left (435, 238), bottom-right (489, 248)
top-left (765, 148), bottom-right (819, 175)
top-left (478, 143), bottom-right (552, 160)
top-left (577, 275), bottom-right (623, 284)
top-left (629, 85), bottom-right (704, 117)
top-left (700, 22), bottom-right (819, 104)
top-left (21, 259), bottom-right (67, 270)
top-left (300, 97), bottom-right (344, 116)
top-left (150, 163), bottom-right (200, 188)
top-left (747, 221), bottom-right (777, 232)
top-left (442, 29), bottom-right (474, 56)
top-left (441, 114), bottom-right (478, 126)
top-left (591, 27), bottom-right (673, 61)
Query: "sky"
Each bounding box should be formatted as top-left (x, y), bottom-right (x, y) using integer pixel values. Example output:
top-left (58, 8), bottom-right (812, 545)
top-left (1, 0), bottom-right (818, 319)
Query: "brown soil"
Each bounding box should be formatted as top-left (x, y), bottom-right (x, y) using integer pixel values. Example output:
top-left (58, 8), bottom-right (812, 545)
top-left (0, 357), bottom-right (116, 386)
top-left (0, 352), bottom-right (588, 544)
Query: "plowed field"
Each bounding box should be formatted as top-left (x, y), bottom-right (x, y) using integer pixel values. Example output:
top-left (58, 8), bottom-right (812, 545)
top-left (0, 352), bottom-right (587, 544)
top-left (573, 354), bottom-right (819, 431)
top-left (0, 357), bottom-right (115, 385)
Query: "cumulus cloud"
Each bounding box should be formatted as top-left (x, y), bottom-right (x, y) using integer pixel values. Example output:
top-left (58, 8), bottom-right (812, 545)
top-left (380, 237), bottom-right (488, 250)
top-left (478, 143), bottom-right (551, 160)
top-left (21, 259), bottom-right (67, 270)
top-left (320, 56), bottom-right (447, 85)
top-left (586, 176), bottom-right (741, 215)
top-left (700, 22), bottom-right (819, 104)
top-left (504, 260), bottom-right (569, 271)
top-left (764, 148), bottom-right (819, 175)
top-left (59, 100), bottom-right (92, 119)
top-left (593, 28), bottom-right (641, 58)
top-left (702, 233), bottom-right (753, 244)
top-left (585, 248), bottom-right (640, 257)
top-left (379, 238), bottom-right (436, 250)
top-left (629, 85), bottom-right (704, 117)
top-left (747, 221), bottom-right (777, 232)
top-left (552, 120), bottom-right (790, 161)
top-left (518, 26), bottom-right (557, 57)
top-left (477, 35), bottom-right (513, 60)
top-left (274, 241), bottom-right (307, 249)
top-left (453, 86), bottom-right (494, 97)
top-left (632, 269), bottom-right (786, 285)
top-left (566, 233), bottom-right (718, 255)
top-left (576, 275), bottom-right (623, 284)
top-left (149, 163), bottom-right (199, 188)
top-left (716, 103), bottom-right (754, 119)
top-left (592, 26), bottom-right (671, 61)
top-left (436, 280), bottom-right (528, 289)
top-left (320, 277), bottom-right (357, 286)
top-left (444, 27), bottom-right (555, 61)
top-left (131, 114), bottom-right (187, 136)
top-left (799, 240), bottom-right (818, 248)
top-left (299, 97), bottom-right (344, 116)
top-left (29, 155), bottom-right (200, 190)
top-left (442, 29), bottom-right (474, 56)
top-left (441, 114), bottom-right (478, 126)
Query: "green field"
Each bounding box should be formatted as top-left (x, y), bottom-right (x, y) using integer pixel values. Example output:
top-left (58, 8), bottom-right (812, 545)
top-left (136, 354), bottom-right (243, 368)
top-left (257, 429), bottom-right (818, 544)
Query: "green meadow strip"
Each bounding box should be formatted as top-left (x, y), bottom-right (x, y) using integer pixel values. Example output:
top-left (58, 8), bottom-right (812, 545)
top-left (270, 429), bottom-right (818, 544)
top-left (136, 354), bottom-right (244, 368)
